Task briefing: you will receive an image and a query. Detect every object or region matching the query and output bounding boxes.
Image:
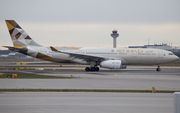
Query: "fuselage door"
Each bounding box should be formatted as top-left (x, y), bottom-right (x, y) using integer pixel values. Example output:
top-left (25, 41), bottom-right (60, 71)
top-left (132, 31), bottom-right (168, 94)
top-left (158, 51), bottom-right (163, 58)
top-left (132, 52), bottom-right (137, 57)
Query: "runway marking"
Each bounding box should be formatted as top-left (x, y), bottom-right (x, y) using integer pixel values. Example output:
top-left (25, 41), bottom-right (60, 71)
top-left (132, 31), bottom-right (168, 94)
top-left (0, 93), bottom-right (173, 98)
top-left (0, 104), bottom-right (173, 107)
top-left (81, 77), bottom-right (88, 79)
top-left (116, 73), bottom-right (129, 75)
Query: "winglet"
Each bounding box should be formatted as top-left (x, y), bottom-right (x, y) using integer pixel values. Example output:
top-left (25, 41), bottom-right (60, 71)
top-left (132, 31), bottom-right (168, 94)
top-left (50, 46), bottom-right (58, 51)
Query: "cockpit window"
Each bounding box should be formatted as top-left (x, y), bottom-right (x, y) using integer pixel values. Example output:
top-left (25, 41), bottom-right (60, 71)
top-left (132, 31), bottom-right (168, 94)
top-left (168, 53), bottom-right (173, 55)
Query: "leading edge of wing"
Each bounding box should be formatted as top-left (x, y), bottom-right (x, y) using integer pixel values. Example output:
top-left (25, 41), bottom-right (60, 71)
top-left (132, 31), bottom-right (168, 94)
top-left (50, 46), bottom-right (106, 61)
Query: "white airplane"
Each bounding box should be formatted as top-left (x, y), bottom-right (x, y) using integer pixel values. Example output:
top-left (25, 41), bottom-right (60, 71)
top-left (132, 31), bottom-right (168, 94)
top-left (4, 20), bottom-right (179, 71)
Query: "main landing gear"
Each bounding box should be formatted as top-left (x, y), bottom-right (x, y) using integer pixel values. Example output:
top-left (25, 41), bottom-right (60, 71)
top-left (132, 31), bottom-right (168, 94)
top-left (156, 66), bottom-right (161, 72)
top-left (85, 67), bottom-right (99, 72)
top-left (85, 61), bottom-right (99, 72)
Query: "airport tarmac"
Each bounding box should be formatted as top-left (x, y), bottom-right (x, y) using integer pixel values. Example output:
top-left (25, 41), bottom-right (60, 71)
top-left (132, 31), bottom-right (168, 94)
top-left (0, 66), bottom-right (180, 91)
top-left (0, 92), bottom-right (173, 113)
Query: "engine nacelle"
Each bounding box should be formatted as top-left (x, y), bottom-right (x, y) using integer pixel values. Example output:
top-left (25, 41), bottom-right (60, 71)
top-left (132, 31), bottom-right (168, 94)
top-left (100, 60), bottom-right (123, 69)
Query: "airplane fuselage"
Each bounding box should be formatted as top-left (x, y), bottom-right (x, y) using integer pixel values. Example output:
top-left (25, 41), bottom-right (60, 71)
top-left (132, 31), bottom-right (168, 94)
top-left (26, 46), bottom-right (178, 65)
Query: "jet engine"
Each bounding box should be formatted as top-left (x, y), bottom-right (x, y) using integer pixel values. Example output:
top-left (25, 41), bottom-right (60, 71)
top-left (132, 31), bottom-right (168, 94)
top-left (100, 60), bottom-right (126, 69)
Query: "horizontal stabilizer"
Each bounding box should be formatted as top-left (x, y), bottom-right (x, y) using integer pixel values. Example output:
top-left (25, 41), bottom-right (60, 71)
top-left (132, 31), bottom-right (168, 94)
top-left (3, 46), bottom-right (28, 55)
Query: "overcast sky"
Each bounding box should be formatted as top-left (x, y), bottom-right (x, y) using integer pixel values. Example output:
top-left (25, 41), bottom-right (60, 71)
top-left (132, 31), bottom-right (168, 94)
top-left (0, 0), bottom-right (180, 49)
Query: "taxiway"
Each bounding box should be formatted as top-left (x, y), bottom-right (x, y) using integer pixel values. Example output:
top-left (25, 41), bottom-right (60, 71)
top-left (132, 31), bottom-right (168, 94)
top-left (0, 66), bottom-right (180, 91)
top-left (0, 92), bottom-right (173, 113)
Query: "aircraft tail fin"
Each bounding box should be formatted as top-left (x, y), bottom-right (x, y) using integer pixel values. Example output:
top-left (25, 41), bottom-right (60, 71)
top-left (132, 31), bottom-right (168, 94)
top-left (5, 20), bottom-right (42, 48)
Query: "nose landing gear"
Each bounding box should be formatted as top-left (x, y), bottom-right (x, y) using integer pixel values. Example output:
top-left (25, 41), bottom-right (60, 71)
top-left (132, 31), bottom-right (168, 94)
top-left (156, 66), bottom-right (161, 71)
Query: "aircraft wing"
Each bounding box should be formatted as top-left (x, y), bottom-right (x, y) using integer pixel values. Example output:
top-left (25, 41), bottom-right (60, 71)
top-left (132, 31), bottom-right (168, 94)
top-left (50, 46), bottom-right (109, 62)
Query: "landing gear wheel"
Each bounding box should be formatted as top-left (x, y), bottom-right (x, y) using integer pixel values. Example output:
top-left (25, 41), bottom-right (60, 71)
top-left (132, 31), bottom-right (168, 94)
top-left (156, 68), bottom-right (161, 71)
top-left (90, 67), bottom-right (95, 71)
top-left (85, 66), bottom-right (100, 72)
top-left (156, 66), bottom-right (161, 72)
top-left (85, 67), bottom-right (90, 72)
top-left (95, 67), bottom-right (99, 71)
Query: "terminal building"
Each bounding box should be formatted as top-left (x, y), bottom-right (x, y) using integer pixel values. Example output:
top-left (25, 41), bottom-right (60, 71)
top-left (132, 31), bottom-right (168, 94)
top-left (129, 43), bottom-right (180, 57)
top-left (129, 43), bottom-right (172, 51)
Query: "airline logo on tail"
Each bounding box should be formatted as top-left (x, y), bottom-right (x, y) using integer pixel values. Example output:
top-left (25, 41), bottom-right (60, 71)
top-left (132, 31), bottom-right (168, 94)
top-left (5, 20), bottom-right (52, 61)
top-left (5, 20), bottom-right (41, 48)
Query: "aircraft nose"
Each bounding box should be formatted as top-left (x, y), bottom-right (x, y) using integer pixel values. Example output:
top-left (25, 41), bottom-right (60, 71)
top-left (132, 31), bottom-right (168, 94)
top-left (174, 55), bottom-right (179, 61)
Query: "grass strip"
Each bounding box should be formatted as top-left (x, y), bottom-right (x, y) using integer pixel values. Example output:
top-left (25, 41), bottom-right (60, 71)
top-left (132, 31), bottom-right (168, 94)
top-left (0, 89), bottom-right (178, 93)
top-left (0, 74), bottom-right (69, 79)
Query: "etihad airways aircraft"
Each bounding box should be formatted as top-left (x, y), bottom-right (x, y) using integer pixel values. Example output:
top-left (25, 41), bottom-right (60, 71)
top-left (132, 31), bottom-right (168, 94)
top-left (4, 20), bottom-right (179, 72)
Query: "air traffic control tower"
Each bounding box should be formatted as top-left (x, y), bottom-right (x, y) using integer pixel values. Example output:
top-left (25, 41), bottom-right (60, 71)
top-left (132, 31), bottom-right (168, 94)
top-left (111, 30), bottom-right (119, 48)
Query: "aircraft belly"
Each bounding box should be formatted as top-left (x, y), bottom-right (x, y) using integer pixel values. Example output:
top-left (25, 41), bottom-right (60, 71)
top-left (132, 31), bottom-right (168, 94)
top-left (51, 53), bottom-right (70, 63)
top-left (155, 58), bottom-right (174, 64)
top-left (125, 56), bottom-right (156, 65)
